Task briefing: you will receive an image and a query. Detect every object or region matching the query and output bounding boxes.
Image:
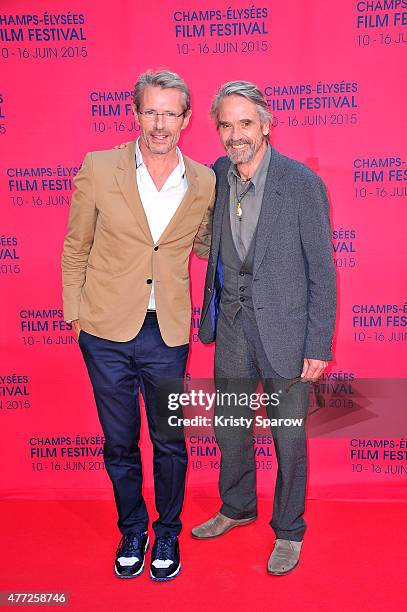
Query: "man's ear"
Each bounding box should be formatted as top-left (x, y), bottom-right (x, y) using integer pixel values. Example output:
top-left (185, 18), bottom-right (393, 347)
top-left (181, 109), bottom-right (192, 130)
top-left (262, 121), bottom-right (270, 137)
top-left (132, 103), bottom-right (140, 125)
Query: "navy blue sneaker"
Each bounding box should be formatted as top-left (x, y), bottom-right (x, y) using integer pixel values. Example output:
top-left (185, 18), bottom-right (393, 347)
top-left (114, 531), bottom-right (149, 578)
top-left (150, 535), bottom-right (181, 581)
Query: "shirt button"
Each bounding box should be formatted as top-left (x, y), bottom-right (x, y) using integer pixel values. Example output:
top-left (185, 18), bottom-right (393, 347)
top-left (154, 246), bottom-right (159, 251)
top-left (146, 279), bottom-right (153, 284)
top-left (239, 286), bottom-right (245, 292)
top-left (239, 271), bottom-right (245, 276)
top-left (239, 296), bottom-right (245, 302)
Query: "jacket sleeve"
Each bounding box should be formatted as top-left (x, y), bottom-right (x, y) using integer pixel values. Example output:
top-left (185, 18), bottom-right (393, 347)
top-left (299, 174), bottom-right (337, 360)
top-left (193, 178), bottom-right (216, 260)
top-left (61, 153), bottom-right (97, 321)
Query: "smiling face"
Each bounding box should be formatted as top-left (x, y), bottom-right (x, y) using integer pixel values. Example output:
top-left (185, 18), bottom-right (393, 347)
top-left (134, 85), bottom-right (191, 155)
top-left (217, 94), bottom-right (269, 165)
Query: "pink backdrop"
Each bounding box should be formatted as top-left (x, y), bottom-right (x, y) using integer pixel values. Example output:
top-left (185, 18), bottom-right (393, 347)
top-left (1, 0), bottom-right (406, 502)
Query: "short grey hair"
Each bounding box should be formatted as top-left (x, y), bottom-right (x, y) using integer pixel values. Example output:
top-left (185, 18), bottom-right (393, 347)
top-left (133, 70), bottom-right (191, 112)
top-left (211, 80), bottom-right (272, 126)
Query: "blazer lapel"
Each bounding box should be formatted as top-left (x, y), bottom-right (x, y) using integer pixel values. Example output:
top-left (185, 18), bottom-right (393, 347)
top-left (210, 161), bottom-right (230, 263)
top-left (158, 156), bottom-right (198, 244)
top-left (253, 148), bottom-right (286, 276)
top-left (114, 141), bottom-right (153, 243)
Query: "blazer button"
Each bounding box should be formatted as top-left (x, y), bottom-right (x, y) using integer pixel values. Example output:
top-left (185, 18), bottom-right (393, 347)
top-left (239, 296), bottom-right (245, 302)
top-left (207, 287), bottom-right (212, 293)
top-left (239, 271), bottom-right (245, 276)
top-left (154, 246), bottom-right (159, 251)
top-left (146, 278), bottom-right (153, 284)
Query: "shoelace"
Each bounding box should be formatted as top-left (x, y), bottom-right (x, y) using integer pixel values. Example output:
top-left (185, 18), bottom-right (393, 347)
top-left (117, 532), bottom-right (143, 557)
top-left (154, 535), bottom-right (176, 560)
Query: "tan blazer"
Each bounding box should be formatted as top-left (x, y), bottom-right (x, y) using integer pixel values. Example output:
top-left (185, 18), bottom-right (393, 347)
top-left (62, 141), bottom-right (215, 346)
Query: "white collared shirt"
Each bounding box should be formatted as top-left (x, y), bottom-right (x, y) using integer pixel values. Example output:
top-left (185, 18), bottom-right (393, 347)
top-left (135, 138), bottom-right (188, 310)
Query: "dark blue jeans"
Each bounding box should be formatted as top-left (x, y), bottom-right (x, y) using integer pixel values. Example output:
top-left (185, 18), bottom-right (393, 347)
top-left (79, 313), bottom-right (189, 537)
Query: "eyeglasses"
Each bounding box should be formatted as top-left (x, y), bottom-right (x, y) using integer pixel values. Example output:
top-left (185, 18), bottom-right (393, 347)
top-left (138, 110), bottom-right (185, 123)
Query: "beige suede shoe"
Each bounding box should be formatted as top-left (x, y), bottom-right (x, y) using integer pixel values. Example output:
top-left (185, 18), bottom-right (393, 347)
top-left (191, 512), bottom-right (257, 539)
top-left (267, 539), bottom-right (303, 575)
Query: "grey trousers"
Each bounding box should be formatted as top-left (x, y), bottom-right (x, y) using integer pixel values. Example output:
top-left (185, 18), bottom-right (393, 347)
top-left (214, 307), bottom-right (310, 541)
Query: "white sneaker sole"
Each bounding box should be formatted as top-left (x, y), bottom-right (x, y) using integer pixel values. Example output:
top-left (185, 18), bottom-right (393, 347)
top-left (150, 563), bottom-right (181, 581)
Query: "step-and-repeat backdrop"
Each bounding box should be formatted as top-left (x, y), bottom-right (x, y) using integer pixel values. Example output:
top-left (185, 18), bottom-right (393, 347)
top-left (1, 0), bottom-right (406, 501)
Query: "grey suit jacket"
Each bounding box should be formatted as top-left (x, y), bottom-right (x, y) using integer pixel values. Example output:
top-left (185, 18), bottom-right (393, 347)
top-left (199, 147), bottom-right (337, 378)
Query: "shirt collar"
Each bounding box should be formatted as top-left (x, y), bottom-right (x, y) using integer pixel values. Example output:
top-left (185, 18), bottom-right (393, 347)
top-left (135, 138), bottom-right (186, 187)
top-left (227, 143), bottom-right (271, 190)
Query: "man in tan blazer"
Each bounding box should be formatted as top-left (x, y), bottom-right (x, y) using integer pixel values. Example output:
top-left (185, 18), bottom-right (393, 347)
top-left (62, 70), bottom-right (215, 581)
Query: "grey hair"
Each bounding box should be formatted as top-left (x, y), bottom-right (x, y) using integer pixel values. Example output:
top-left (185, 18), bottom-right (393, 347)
top-left (211, 80), bottom-right (272, 126)
top-left (133, 70), bottom-right (191, 112)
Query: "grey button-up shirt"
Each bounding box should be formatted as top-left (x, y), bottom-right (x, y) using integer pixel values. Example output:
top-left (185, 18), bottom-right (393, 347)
top-left (227, 144), bottom-right (271, 261)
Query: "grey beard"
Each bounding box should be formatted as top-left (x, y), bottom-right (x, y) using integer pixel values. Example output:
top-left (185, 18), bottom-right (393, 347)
top-left (226, 144), bottom-right (256, 164)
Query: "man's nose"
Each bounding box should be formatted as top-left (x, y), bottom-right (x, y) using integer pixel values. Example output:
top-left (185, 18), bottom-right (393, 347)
top-left (154, 113), bottom-right (165, 129)
top-left (230, 124), bottom-right (242, 140)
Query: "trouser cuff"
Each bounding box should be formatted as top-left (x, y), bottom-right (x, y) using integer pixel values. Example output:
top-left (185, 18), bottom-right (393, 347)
top-left (221, 505), bottom-right (257, 521)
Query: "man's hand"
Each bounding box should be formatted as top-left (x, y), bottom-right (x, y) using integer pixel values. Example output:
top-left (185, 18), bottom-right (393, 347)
top-left (113, 142), bottom-right (131, 150)
top-left (301, 358), bottom-right (328, 382)
top-left (71, 319), bottom-right (81, 338)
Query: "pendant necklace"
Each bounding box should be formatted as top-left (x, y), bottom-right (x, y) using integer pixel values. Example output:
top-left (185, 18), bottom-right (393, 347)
top-left (235, 176), bottom-right (252, 219)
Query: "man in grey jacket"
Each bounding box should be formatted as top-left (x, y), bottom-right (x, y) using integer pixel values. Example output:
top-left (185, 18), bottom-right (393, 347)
top-left (191, 81), bottom-right (336, 575)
